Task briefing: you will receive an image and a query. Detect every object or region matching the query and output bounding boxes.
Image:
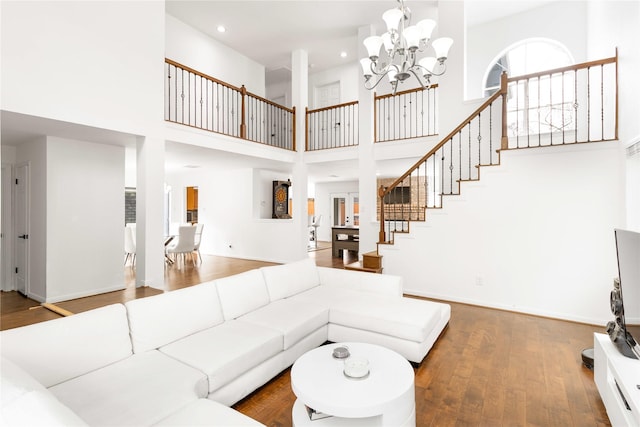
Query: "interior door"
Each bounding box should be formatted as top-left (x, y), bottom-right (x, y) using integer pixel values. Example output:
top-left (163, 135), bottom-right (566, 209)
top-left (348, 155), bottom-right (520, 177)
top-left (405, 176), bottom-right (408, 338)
top-left (1, 164), bottom-right (14, 291)
top-left (331, 192), bottom-right (358, 227)
top-left (15, 163), bottom-right (29, 296)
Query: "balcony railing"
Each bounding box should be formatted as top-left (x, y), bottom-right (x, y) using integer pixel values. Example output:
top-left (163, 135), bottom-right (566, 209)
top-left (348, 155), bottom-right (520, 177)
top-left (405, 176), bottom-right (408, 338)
top-left (305, 101), bottom-right (359, 151)
top-left (165, 59), bottom-right (295, 150)
top-left (375, 84), bottom-right (439, 142)
top-left (504, 54), bottom-right (618, 148)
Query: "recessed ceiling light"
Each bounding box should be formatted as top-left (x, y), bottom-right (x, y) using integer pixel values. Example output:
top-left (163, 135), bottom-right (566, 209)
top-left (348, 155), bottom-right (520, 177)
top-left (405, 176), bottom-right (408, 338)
top-left (217, 25), bottom-right (226, 33)
top-left (340, 51), bottom-right (347, 58)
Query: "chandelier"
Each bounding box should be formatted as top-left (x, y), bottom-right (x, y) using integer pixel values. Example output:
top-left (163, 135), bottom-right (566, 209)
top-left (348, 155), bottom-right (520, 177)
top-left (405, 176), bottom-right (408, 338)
top-left (360, 0), bottom-right (453, 94)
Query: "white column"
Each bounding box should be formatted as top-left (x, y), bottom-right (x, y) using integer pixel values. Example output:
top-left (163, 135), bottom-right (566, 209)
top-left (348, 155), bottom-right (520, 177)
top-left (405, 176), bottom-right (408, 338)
top-left (291, 49), bottom-right (310, 258)
top-left (135, 136), bottom-right (165, 289)
top-left (358, 25), bottom-right (378, 256)
top-left (436, 0), bottom-right (465, 134)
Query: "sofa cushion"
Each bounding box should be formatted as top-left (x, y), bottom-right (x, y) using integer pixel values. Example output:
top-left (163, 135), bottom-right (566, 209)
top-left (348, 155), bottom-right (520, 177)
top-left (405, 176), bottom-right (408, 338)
top-left (287, 285), bottom-right (371, 310)
top-left (261, 258), bottom-right (320, 301)
top-left (330, 294), bottom-right (445, 343)
top-left (239, 298), bottom-right (329, 350)
top-left (125, 281), bottom-right (223, 353)
top-left (153, 399), bottom-right (265, 426)
top-left (0, 304), bottom-right (132, 387)
top-left (159, 320), bottom-right (282, 393)
top-left (215, 269), bottom-right (270, 320)
top-left (49, 350), bottom-right (208, 426)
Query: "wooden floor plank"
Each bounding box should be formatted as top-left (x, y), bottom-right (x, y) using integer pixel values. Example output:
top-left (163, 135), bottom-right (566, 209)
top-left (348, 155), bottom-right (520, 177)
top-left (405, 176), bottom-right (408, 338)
top-left (0, 244), bottom-right (610, 426)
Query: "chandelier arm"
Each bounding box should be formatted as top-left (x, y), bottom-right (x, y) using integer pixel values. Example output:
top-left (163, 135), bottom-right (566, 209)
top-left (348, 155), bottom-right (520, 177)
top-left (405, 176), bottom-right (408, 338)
top-left (365, 63), bottom-right (403, 91)
top-left (407, 69), bottom-right (427, 88)
top-left (414, 60), bottom-right (447, 78)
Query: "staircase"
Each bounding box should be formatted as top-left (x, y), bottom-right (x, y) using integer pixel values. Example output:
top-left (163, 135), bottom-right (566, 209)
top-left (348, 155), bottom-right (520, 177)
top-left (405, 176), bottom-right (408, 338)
top-left (377, 52), bottom-right (618, 247)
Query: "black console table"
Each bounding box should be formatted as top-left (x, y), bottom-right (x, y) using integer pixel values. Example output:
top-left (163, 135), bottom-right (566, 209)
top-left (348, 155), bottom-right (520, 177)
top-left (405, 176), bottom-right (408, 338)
top-left (331, 226), bottom-right (359, 257)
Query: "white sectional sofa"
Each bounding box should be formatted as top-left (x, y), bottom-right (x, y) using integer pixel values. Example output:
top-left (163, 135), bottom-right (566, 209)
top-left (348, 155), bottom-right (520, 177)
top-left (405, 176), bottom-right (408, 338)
top-left (0, 258), bottom-right (450, 426)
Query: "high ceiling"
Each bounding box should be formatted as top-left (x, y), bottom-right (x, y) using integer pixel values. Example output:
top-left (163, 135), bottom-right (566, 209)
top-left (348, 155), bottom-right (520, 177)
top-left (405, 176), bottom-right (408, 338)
top-left (166, 0), bottom-right (552, 85)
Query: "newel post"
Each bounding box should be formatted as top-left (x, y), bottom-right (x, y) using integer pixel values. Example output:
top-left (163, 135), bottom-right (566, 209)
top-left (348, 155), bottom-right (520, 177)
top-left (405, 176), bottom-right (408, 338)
top-left (500, 72), bottom-right (509, 150)
top-left (240, 85), bottom-right (247, 140)
top-left (292, 106), bottom-right (297, 151)
top-left (378, 185), bottom-right (386, 243)
top-left (304, 107), bottom-right (309, 151)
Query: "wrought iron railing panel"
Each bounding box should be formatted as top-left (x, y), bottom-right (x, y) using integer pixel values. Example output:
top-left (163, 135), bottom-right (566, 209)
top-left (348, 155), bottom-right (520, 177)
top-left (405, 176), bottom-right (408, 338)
top-left (305, 102), bottom-right (359, 151)
top-left (375, 84), bottom-right (438, 142)
top-left (505, 56), bottom-right (617, 148)
top-left (245, 93), bottom-right (295, 150)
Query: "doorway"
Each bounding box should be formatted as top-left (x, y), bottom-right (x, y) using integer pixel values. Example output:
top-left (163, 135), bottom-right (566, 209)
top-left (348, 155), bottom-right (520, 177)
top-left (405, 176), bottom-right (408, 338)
top-left (1, 164), bottom-right (13, 291)
top-left (14, 163), bottom-right (30, 296)
top-left (186, 186), bottom-right (198, 224)
top-left (330, 192), bottom-right (359, 227)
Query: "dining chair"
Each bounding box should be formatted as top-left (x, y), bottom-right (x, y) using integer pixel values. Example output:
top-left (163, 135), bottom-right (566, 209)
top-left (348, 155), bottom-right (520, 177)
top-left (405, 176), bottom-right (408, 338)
top-left (124, 223), bottom-right (136, 266)
top-left (166, 225), bottom-right (197, 267)
top-left (193, 223), bottom-right (205, 263)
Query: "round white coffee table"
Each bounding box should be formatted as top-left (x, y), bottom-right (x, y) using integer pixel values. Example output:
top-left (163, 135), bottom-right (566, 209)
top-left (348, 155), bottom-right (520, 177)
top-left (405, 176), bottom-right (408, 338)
top-left (290, 342), bottom-right (415, 427)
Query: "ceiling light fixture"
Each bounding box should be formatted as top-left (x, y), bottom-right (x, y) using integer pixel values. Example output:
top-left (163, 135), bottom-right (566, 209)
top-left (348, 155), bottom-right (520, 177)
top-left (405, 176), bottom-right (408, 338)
top-left (360, 0), bottom-right (453, 94)
top-left (217, 25), bottom-right (226, 33)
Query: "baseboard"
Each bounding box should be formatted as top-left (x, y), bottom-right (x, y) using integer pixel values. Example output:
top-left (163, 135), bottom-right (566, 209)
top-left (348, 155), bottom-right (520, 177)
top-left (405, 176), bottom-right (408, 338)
top-left (404, 288), bottom-right (609, 327)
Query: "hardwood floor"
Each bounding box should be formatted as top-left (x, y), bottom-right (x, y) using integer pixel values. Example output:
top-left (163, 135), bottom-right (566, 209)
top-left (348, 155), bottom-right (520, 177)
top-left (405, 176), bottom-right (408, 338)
top-left (0, 244), bottom-right (610, 426)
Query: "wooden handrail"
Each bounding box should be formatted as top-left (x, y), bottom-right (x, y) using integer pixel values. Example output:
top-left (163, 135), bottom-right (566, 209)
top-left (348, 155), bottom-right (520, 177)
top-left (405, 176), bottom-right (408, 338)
top-left (379, 81), bottom-right (507, 199)
top-left (375, 83), bottom-right (439, 100)
top-left (506, 55), bottom-right (617, 83)
top-left (246, 90), bottom-right (296, 114)
top-left (306, 100), bottom-right (358, 115)
top-left (165, 58), bottom-right (242, 92)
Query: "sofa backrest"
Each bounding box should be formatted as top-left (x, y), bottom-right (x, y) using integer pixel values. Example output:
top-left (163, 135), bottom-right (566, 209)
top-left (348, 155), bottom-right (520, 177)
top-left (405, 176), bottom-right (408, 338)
top-left (125, 281), bottom-right (223, 353)
top-left (261, 258), bottom-right (320, 301)
top-left (0, 304), bottom-right (132, 388)
top-left (215, 269), bottom-right (270, 320)
top-left (316, 266), bottom-right (403, 296)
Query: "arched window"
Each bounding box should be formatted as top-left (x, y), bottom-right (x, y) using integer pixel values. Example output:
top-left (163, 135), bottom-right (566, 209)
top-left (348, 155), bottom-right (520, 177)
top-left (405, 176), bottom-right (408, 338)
top-left (483, 39), bottom-right (573, 97)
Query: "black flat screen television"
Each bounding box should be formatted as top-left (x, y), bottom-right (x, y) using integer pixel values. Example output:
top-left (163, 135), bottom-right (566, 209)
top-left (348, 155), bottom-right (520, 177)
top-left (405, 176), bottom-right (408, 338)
top-left (383, 186), bottom-right (411, 204)
top-left (607, 229), bottom-right (640, 359)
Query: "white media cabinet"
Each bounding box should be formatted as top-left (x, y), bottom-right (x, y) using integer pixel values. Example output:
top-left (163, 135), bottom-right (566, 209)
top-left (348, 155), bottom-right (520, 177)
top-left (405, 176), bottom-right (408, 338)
top-left (594, 333), bottom-right (640, 426)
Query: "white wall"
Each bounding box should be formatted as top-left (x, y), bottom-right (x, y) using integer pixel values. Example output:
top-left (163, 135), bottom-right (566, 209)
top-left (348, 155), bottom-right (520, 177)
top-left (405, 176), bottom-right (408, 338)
top-left (1, 1), bottom-right (165, 136)
top-left (165, 166), bottom-right (303, 264)
top-left (380, 142), bottom-right (624, 324)
top-left (585, 0), bottom-right (640, 230)
top-left (308, 63), bottom-right (360, 108)
top-left (466, 1), bottom-right (588, 100)
top-left (45, 137), bottom-right (125, 302)
top-left (166, 14), bottom-right (265, 96)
